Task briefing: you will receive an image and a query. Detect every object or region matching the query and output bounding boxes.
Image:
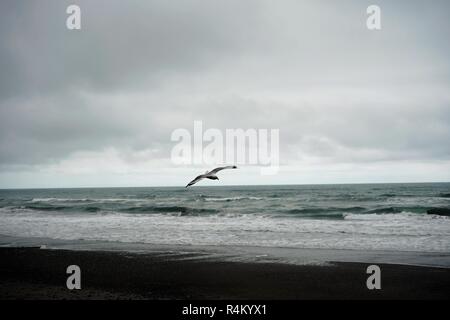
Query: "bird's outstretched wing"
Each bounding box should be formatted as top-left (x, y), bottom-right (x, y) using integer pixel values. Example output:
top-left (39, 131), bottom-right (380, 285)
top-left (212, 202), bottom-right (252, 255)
top-left (185, 175), bottom-right (205, 188)
top-left (207, 165), bottom-right (237, 175)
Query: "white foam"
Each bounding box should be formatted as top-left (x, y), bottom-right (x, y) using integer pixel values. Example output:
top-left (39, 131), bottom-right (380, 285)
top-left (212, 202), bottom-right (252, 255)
top-left (203, 196), bottom-right (263, 202)
top-left (0, 208), bottom-right (449, 253)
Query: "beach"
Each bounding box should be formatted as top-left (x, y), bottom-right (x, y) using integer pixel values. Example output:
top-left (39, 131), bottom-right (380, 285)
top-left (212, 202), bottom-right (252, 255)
top-left (1, 246), bottom-right (449, 300)
top-left (1, 184), bottom-right (449, 300)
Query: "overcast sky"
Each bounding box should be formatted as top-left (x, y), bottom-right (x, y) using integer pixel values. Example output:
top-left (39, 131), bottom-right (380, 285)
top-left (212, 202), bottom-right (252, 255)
top-left (0, 0), bottom-right (449, 188)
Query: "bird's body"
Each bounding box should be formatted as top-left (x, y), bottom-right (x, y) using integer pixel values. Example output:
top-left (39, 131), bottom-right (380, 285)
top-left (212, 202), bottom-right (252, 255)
top-left (185, 166), bottom-right (237, 187)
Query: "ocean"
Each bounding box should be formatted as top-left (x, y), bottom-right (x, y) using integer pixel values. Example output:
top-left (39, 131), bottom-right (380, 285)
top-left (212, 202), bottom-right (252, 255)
top-left (1, 183), bottom-right (449, 254)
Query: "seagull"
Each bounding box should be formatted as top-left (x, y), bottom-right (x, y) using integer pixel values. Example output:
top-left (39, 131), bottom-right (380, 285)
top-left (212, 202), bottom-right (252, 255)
top-left (185, 166), bottom-right (238, 188)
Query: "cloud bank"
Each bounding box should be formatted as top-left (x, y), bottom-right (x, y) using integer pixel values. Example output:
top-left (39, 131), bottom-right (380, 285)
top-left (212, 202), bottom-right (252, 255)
top-left (0, 0), bottom-right (449, 187)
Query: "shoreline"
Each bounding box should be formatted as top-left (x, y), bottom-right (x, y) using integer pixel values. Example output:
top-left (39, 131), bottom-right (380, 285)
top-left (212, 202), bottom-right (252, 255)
top-left (1, 246), bottom-right (449, 300)
top-left (1, 234), bottom-right (450, 269)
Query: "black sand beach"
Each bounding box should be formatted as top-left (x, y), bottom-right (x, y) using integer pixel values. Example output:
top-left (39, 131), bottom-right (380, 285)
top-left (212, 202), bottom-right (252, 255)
top-left (1, 247), bottom-right (449, 300)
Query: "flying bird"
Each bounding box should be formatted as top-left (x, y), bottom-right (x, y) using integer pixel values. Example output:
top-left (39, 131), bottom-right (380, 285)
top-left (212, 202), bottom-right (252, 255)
top-left (185, 166), bottom-right (238, 188)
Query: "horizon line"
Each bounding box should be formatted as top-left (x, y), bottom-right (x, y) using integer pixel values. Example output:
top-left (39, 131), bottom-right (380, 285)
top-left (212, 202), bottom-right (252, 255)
top-left (1, 181), bottom-right (449, 191)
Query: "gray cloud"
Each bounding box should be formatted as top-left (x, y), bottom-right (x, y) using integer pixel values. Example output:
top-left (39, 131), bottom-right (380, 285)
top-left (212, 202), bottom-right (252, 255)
top-left (0, 0), bottom-right (449, 187)
top-left (0, 0), bottom-right (266, 98)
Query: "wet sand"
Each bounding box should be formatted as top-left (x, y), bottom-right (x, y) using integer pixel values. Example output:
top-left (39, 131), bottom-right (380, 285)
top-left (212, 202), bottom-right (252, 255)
top-left (0, 247), bottom-right (449, 300)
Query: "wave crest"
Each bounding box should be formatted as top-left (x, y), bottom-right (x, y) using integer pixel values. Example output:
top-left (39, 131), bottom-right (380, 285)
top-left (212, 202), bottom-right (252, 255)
top-left (121, 205), bottom-right (220, 215)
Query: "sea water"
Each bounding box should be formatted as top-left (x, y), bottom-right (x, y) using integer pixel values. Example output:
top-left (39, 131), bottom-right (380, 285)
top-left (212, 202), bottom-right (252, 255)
top-left (0, 183), bottom-right (449, 253)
